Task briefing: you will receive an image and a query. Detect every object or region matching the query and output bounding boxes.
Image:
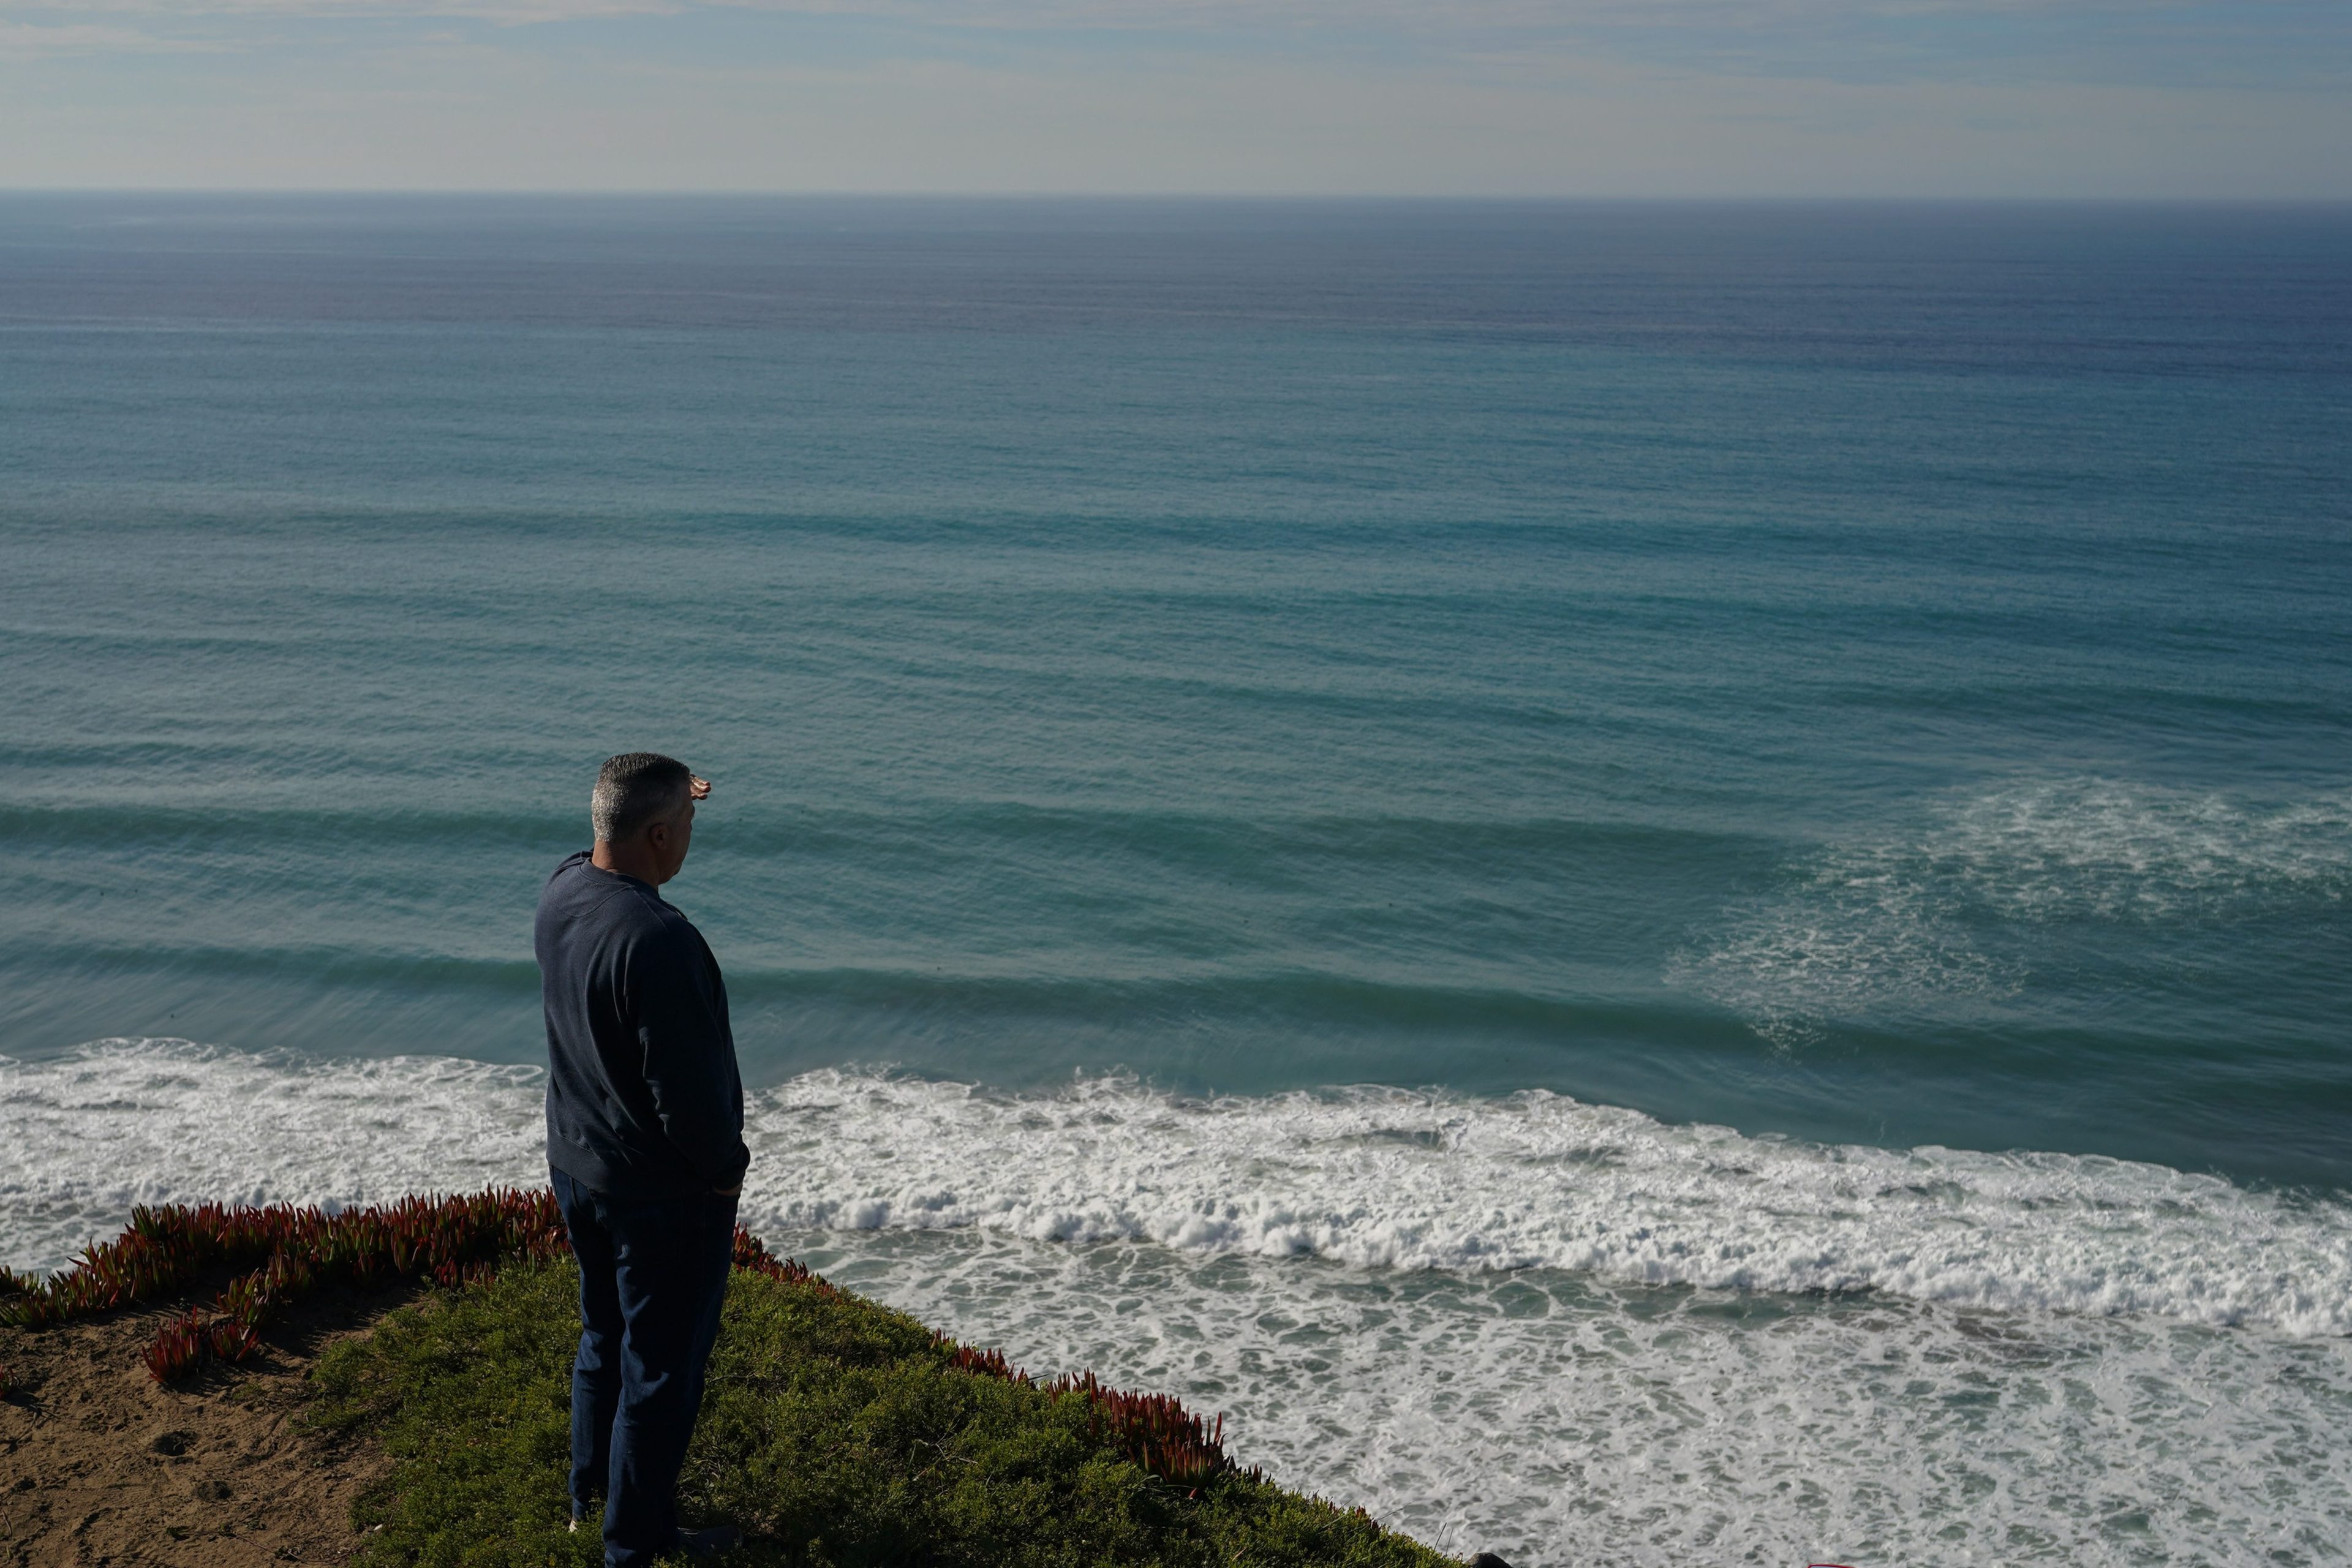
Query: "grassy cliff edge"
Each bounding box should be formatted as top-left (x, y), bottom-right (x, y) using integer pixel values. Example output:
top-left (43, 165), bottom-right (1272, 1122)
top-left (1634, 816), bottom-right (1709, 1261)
top-left (0, 1192), bottom-right (1463, 1566)
top-left (309, 1256), bottom-right (1461, 1568)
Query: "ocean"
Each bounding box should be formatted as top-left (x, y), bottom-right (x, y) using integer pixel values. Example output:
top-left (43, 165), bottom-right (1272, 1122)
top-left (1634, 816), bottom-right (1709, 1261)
top-left (2, 194), bottom-right (2348, 1565)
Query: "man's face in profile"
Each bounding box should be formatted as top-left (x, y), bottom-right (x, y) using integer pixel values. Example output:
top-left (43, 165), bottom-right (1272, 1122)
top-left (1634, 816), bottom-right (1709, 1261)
top-left (662, 797), bottom-right (696, 881)
top-left (650, 774), bottom-right (709, 883)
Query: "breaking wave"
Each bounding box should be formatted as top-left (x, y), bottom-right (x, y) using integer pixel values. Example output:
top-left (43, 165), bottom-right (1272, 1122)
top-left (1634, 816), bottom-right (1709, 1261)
top-left (9, 1039), bottom-right (2352, 1335)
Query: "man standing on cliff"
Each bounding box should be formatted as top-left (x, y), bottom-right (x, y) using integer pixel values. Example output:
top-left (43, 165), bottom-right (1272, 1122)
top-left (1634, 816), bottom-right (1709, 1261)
top-left (538, 752), bottom-right (750, 1565)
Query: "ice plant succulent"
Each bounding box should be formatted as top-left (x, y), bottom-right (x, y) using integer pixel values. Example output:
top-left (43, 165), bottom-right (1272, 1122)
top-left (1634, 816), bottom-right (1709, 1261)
top-left (737, 1226), bottom-right (1250, 1487)
top-left (1056, 1371), bottom-right (1243, 1488)
top-left (925, 1331), bottom-right (1254, 1487)
top-left (0, 1189), bottom-right (568, 1379)
top-left (7, 1189), bottom-right (1250, 1491)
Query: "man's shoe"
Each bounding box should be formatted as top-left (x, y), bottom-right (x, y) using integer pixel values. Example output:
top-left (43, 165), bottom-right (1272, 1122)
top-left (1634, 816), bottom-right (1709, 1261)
top-left (676, 1525), bottom-right (742, 1559)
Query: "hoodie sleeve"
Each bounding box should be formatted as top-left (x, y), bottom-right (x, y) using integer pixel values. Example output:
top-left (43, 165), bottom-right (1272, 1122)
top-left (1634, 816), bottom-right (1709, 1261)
top-left (623, 923), bottom-right (751, 1192)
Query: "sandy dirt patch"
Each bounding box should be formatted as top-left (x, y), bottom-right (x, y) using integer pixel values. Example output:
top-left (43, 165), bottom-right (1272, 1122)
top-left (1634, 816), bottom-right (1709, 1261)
top-left (0, 1287), bottom-right (414, 1568)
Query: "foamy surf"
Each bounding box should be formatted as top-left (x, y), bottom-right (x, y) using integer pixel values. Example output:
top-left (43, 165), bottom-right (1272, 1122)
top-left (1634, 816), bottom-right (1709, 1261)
top-left (10, 1038), bottom-right (2352, 1565)
top-left (1675, 778), bottom-right (2352, 1044)
top-left (746, 1068), bottom-right (2352, 1335)
top-left (7, 1038), bottom-right (2352, 1333)
top-left (812, 1228), bottom-right (2352, 1568)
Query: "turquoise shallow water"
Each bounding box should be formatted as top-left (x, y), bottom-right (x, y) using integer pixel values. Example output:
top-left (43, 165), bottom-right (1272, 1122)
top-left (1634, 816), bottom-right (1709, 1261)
top-left (4, 195), bottom-right (2351, 1565)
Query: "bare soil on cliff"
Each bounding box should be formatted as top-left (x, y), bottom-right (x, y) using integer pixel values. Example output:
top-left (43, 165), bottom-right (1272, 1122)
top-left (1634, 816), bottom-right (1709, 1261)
top-left (0, 1287), bottom-right (415, 1568)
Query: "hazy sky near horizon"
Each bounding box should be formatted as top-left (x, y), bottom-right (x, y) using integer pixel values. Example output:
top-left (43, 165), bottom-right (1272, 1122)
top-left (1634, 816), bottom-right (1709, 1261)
top-left (1, 0), bottom-right (2346, 196)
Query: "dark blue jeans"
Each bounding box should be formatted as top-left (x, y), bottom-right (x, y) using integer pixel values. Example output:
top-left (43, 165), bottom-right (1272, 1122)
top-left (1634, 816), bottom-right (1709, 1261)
top-left (551, 1167), bottom-right (737, 1568)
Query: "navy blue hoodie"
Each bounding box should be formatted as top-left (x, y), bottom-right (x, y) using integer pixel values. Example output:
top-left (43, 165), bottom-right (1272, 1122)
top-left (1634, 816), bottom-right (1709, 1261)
top-left (536, 851), bottom-right (750, 1200)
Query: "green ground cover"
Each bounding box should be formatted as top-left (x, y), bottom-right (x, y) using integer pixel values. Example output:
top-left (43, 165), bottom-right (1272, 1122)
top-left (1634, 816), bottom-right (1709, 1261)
top-left (309, 1257), bottom-right (1461, 1568)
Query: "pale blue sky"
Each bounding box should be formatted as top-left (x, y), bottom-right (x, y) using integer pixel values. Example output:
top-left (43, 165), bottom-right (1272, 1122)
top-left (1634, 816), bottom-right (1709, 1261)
top-left (2, 0), bottom-right (2346, 194)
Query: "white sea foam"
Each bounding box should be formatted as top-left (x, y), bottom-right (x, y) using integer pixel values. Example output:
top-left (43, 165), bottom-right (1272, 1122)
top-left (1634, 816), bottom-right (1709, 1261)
top-left (1672, 867), bottom-right (2018, 1045)
top-left (1677, 778), bottom-right (2352, 1042)
top-left (12, 1039), bottom-right (2352, 1564)
top-left (741, 1068), bottom-right (2352, 1336)
top-left (1927, 779), bottom-right (2352, 921)
top-left (0, 1040), bottom-right (545, 1274)
top-left (819, 1229), bottom-right (2352, 1568)
top-left (10, 1039), bottom-right (2352, 1335)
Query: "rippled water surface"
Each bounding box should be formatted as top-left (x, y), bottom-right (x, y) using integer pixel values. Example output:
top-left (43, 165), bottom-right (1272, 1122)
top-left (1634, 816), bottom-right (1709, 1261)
top-left (3, 197), bottom-right (2348, 1565)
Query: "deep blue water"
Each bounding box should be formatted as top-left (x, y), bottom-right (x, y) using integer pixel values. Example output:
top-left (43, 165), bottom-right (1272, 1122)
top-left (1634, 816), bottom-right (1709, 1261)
top-left (4, 195), bottom-right (2349, 1183)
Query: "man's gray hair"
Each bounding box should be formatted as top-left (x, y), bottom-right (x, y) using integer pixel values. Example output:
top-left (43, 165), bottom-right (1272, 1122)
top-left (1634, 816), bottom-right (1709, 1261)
top-left (592, 752), bottom-right (694, 844)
